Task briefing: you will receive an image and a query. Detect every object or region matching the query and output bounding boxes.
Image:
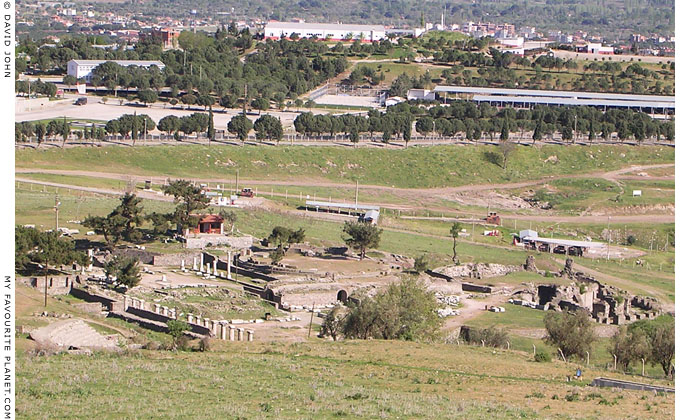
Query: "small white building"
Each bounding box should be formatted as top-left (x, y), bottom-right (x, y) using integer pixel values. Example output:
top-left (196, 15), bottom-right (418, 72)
top-left (585, 43), bottom-right (614, 54)
top-left (384, 96), bottom-right (405, 107)
top-left (407, 89), bottom-right (435, 101)
top-left (264, 21), bottom-right (386, 42)
top-left (67, 59), bottom-right (165, 82)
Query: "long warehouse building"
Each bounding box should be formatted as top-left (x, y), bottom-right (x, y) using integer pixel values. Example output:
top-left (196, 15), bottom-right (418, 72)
top-left (264, 21), bottom-right (386, 42)
top-left (433, 86), bottom-right (675, 115)
top-left (67, 59), bottom-right (165, 83)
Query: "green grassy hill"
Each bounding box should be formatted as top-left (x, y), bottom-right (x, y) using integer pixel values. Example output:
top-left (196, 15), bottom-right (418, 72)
top-left (16, 145), bottom-right (673, 188)
top-left (17, 338), bottom-right (674, 419)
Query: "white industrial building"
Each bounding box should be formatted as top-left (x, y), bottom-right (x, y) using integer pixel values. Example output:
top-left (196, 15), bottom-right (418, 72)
top-left (584, 43), bottom-right (614, 54)
top-left (264, 21), bottom-right (386, 42)
top-left (497, 37), bottom-right (524, 48)
top-left (67, 59), bottom-right (166, 82)
top-left (407, 89), bottom-right (435, 101)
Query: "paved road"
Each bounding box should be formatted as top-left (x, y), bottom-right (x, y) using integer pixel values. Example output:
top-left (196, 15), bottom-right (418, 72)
top-left (15, 100), bottom-right (331, 128)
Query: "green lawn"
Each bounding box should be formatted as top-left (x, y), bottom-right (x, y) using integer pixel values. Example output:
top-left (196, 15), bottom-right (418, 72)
top-left (15, 144), bottom-right (674, 189)
top-left (17, 173), bottom-right (139, 191)
top-left (354, 62), bottom-right (444, 83)
top-left (466, 303), bottom-right (547, 330)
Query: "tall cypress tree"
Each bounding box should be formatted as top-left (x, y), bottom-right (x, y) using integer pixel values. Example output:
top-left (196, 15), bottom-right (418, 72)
top-left (207, 109), bottom-right (215, 145)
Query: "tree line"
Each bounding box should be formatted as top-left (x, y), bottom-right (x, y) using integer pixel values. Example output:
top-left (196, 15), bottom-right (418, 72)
top-left (15, 119), bottom-right (107, 146)
top-left (17, 100), bottom-right (674, 147)
top-left (293, 101), bottom-right (673, 146)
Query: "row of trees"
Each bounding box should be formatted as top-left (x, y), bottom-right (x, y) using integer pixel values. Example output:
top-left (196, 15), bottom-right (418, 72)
top-left (18, 104), bottom-right (673, 148)
top-left (292, 102), bottom-right (673, 147)
top-left (15, 119), bottom-right (108, 146)
top-left (610, 315), bottom-right (675, 377)
top-left (543, 309), bottom-right (674, 377)
top-left (15, 79), bottom-right (58, 98)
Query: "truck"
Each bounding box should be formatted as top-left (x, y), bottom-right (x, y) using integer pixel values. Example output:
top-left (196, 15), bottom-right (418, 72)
top-left (74, 97), bottom-right (88, 106)
top-left (238, 188), bottom-right (254, 198)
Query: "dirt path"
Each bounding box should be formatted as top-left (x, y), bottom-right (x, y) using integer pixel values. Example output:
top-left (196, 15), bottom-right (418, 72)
top-left (16, 177), bottom-right (175, 203)
top-left (401, 213), bottom-right (675, 224)
top-left (16, 173), bottom-right (673, 225)
top-left (442, 294), bottom-right (508, 332)
top-left (15, 163), bottom-right (673, 196)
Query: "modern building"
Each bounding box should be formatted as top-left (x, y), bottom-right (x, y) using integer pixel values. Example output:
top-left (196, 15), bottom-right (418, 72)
top-left (66, 59), bottom-right (165, 82)
top-left (516, 230), bottom-right (603, 256)
top-left (497, 37), bottom-right (524, 48)
top-left (385, 27), bottom-right (426, 38)
top-left (576, 43), bottom-right (614, 54)
top-left (407, 89), bottom-right (435, 101)
top-left (264, 21), bottom-right (386, 42)
top-left (433, 86), bottom-right (675, 115)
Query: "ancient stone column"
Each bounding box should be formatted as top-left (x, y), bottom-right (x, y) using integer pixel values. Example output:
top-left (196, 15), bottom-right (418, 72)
top-left (247, 330), bottom-right (254, 342)
top-left (154, 304), bottom-right (161, 314)
top-left (170, 308), bottom-right (176, 319)
top-left (228, 326), bottom-right (236, 341)
top-left (162, 306), bottom-right (169, 317)
top-left (181, 259), bottom-right (185, 270)
top-left (237, 327), bottom-right (244, 341)
top-left (206, 263), bottom-right (211, 275)
top-left (203, 318), bottom-right (210, 328)
top-left (187, 313), bottom-right (194, 323)
top-left (196, 315), bottom-right (202, 325)
top-left (213, 260), bottom-right (218, 276)
top-left (211, 320), bottom-right (219, 336)
top-left (193, 257), bottom-right (198, 271)
top-left (220, 325), bottom-right (227, 340)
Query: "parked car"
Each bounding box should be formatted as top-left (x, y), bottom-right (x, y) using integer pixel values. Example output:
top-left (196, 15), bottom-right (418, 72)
top-left (74, 97), bottom-right (87, 106)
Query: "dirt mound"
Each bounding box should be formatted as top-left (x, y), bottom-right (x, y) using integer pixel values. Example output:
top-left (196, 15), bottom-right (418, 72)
top-left (444, 190), bottom-right (534, 210)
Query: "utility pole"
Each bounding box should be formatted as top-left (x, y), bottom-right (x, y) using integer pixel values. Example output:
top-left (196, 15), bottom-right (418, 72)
top-left (355, 180), bottom-right (359, 211)
top-left (243, 84), bottom-right (248, 115)
top-left (235, 170), bottom-right (239, 194)
top-left (54, 195), bottom-right (61, 231)
top-left (607, 216), bottom-right (611, 260)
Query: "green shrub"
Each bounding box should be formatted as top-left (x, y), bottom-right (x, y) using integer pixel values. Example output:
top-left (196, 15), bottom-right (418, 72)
top-left (534, 350), bottom-right (552, 363)
top-left (565, 392), bottom-right (580, 402)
